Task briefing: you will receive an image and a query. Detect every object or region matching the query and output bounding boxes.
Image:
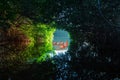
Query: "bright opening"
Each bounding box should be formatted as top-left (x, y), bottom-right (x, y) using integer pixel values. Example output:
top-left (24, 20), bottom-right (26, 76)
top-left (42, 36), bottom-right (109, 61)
top-left (52, 29), bottom-right (70, 55)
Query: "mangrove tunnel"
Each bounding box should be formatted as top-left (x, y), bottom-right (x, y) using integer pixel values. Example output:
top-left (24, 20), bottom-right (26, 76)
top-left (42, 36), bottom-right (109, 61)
top-left (0, 0), bottom-right (120, 80)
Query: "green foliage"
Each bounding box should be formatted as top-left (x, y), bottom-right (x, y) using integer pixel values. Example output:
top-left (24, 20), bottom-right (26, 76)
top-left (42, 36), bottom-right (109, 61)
top-left (19, 23), bottom-right (56, 63)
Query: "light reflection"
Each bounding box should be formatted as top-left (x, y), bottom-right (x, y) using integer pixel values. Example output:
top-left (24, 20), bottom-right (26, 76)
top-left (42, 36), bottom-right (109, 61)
top-left (55, 49), bottom-right (68, 55)
top-left (49, 49), bottom-right (68, 57)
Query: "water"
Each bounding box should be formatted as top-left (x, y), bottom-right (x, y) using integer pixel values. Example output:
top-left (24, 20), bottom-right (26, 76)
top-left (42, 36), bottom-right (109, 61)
top-left (52, 52), bottom-right (78, 80)
top-left (51, 30), bottom-right (78, 79)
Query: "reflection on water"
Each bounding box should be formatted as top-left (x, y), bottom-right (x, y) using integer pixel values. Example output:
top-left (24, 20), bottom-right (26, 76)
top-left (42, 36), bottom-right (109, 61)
top-left (54, 49), bottom-right (68, 55)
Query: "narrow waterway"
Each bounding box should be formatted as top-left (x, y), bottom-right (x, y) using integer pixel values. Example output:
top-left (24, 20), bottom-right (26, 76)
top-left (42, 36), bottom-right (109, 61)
top-left (51, 29), bottom-right (78, 80)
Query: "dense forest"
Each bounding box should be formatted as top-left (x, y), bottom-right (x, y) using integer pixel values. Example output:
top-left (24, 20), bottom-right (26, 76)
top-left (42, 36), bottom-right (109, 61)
top-left (0, 0), bottom-right (120, 80)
